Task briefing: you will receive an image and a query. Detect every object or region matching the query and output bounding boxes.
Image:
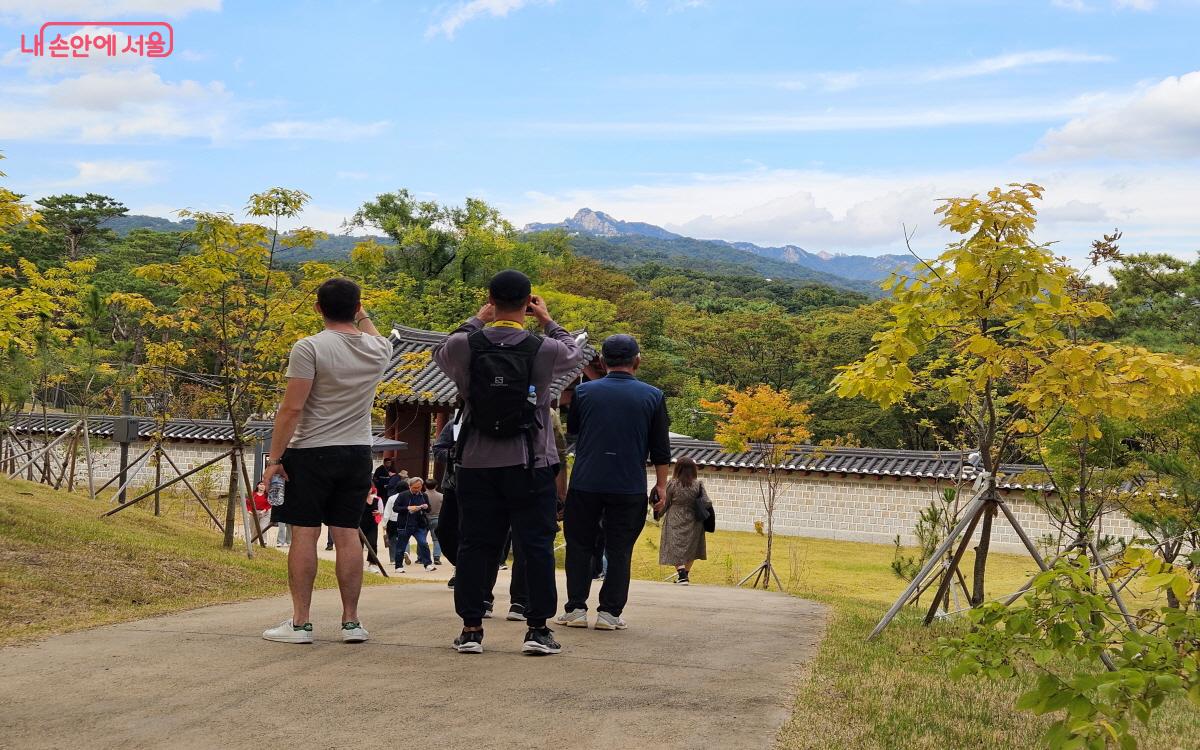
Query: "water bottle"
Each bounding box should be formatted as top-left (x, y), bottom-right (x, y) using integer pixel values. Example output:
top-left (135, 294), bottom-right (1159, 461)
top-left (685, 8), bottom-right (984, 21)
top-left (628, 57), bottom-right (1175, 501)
top-left (267, 474), bottom-right (286, 506)
top-left (527, 384), bottom-right (537, 406)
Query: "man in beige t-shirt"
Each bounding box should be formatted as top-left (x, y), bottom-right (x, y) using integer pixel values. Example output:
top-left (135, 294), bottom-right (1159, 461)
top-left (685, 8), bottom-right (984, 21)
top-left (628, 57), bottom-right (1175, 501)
top-left (260, 278), bottom-right (392, 646)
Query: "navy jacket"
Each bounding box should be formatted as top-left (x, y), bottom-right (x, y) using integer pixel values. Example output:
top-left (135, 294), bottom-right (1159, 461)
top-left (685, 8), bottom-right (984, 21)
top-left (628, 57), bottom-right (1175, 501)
top-left (568, 372), bottom-right (671, 495)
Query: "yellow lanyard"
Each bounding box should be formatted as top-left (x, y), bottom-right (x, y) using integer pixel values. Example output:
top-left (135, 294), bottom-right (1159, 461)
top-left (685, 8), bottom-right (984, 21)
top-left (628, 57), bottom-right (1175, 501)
top-left (490, 320), bottom-right (524, 330)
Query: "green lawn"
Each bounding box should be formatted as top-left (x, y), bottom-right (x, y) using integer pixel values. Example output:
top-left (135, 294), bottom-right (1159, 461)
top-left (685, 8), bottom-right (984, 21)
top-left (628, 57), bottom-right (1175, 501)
top-left (0, 476), bottom-right (399, 646)
top-left (627, 524), bottom-right (1200, 750)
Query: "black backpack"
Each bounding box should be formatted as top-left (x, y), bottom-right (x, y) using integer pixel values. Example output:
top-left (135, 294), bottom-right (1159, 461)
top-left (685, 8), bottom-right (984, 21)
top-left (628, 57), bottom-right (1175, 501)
top-left (465, 329), bottom-right (543, 441)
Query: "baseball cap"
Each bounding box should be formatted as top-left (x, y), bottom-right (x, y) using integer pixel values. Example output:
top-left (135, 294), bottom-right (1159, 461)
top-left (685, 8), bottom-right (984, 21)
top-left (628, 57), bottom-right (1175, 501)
top-left (488, 270), bottom-right (532, 306)
top-left (602, 334), bottom-right (640, 360)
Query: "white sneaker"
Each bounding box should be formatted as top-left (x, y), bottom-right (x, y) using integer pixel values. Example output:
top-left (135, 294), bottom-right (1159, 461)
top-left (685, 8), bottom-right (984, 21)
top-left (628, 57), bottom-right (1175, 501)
top-left (555, 609), bottom-right (589, 628)
top-left (263, 619), bottom-right (313, 644)
top-left (367, 564), bottom-right (381, 574)
top-left (396, 567), bottom-right (406, 573)
top-left (425, 564), bottom-right (437, 572)
top-left (594, 611), bottom-right (627, 631)
top-left (341, 621), bottom-right (369, 643)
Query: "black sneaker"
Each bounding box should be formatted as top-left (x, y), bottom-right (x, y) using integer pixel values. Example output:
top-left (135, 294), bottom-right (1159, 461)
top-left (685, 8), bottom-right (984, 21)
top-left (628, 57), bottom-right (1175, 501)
top-left (483, 603), bottom-right (494, 619)
top-left (506, 604), bottom-right (527, 621)
top-left (453, 629), bottom-right (484, 654)
top-left (447, 575), bottom-right (456, 589)
top-left (677, 570), bottom-right (690, 586)
top-left (522, 627), bottom-right (561, 655)
top-left (433, 557), bottom-right (442, 565)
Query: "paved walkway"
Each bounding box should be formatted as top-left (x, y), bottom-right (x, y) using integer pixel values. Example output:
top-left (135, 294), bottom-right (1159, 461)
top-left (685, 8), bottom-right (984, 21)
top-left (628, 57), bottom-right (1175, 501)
top-left (0, 577), bottom-right (826, 750)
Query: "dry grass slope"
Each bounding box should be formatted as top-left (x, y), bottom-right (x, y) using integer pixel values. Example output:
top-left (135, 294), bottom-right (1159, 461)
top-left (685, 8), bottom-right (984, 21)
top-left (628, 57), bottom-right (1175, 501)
top-left (0, 476), bottom-right (398, 646)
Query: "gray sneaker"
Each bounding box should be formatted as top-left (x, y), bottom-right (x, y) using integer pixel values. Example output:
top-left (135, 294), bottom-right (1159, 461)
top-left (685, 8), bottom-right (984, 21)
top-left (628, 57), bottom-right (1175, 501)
top-left (594, 611), bottom-right (627, 631)
top-left (555, 608), bottom-right (589, 628)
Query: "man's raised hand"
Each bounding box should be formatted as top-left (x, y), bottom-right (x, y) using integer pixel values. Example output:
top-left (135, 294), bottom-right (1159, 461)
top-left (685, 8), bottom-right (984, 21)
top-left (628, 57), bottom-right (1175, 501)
top-left (527, 294), bottom-right (551, 326)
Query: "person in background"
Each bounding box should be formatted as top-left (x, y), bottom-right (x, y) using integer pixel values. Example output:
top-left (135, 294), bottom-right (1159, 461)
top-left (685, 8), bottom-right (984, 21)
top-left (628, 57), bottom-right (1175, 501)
top-left (384, 468), bottom-right (411, 565)
top-left (658, 457), bottom-right (708, 585)
top-left (276, 519), bottom-right (292, 548)
top-left (390, 477), bottom-right (435, 573)
top-left (260, 277), bottom-right (392, 645)
top-left (247, 482), bottom-right (271, 544)
top-left (373, 457), bottom-right (393, 497)
top-left (361, 486), bottom-right (382, 574)
top-left (425, 479), bottom-right (444, 566)
top-left (559, 333), bottom-right (670, 631)
top-left (431, 417), bottom-right (460, 589)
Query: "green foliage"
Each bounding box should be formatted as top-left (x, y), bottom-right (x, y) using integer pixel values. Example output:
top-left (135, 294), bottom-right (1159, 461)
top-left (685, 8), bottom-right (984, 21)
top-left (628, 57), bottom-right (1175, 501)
top-left (34, 193), bottom-right (127, 261)
top-left (891, 489), bottom-right (953, 585)
top-left (942, 548), bottom-right (1200, 749)
top-left (345, 190), bottom-right (541, 284)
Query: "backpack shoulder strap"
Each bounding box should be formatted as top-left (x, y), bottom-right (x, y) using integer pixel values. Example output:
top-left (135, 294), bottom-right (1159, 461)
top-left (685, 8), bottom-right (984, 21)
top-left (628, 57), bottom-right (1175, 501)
top-left (467, 328), bottom-right (491, 351)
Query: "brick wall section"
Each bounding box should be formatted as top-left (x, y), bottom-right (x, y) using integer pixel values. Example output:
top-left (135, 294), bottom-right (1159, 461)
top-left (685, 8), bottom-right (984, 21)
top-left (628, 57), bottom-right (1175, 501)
top-left (650, 468), bottom-right (1139, 554)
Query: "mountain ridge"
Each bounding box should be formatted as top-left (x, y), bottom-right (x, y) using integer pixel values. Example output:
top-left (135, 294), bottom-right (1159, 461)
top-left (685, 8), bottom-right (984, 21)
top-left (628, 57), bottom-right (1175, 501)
top-left (525, 208), bottom-right (911, 283)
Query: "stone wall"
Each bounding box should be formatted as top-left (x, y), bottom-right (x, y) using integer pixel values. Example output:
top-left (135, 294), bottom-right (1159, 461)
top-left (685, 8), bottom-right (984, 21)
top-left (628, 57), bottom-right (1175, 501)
top-left (13, 438), bottom-right (242, 495)
top-left (651, 467), bottom-right (1139, 554)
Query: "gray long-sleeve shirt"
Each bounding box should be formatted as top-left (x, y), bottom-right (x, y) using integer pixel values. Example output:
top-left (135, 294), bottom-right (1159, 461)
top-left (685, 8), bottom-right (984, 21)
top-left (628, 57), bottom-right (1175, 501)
top-left (432, 317), bottom-right (584, 469)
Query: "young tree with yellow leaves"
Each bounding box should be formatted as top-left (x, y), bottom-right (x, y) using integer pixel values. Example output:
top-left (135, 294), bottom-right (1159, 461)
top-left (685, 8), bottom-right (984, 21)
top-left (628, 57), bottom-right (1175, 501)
top-left (128, 188), bottom-right (326, 548)
top-left (834, 184), bottom-right (1200, 610)
top-left (702, 384), bottom-right (811, 589)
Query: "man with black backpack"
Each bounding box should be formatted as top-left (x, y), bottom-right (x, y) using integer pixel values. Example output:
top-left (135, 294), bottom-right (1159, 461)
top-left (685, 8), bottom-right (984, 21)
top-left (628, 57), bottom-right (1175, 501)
top-left (432, 269), bottom-right (584, 656)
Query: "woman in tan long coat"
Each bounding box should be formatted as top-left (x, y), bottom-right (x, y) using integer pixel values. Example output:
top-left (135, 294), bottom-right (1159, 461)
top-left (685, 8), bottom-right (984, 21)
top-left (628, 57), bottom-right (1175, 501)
top-left (659, 457), bottom-right (707, 585)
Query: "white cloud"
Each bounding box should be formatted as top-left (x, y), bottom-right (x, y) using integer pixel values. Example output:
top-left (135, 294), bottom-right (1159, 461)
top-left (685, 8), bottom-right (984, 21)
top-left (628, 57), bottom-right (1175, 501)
top-left (533, 96), bottom-right (1094, 136)
top-left (506, 165), bottom-right (1200, 269)
top-left (336, 170), bottom-right (370, 181)
top-left (245, 119), bottom-right (390, 141)
top-left (426, 0), bottom-right (550, 39)
top-left (0, 1), bottom-right (220, 23)
top-left (0, 67), bottom-right (389, 143)
top-left (62, 159), bottom-right (161, 186)
top-left (627, 49), bottom-right (1111, 93)
top-left (916, 50), bottom-right (1112, 83)
top-left (1052, 0), bottom-right (1156, 10)
top-left (1036, 71), bottom-right (1200, 159)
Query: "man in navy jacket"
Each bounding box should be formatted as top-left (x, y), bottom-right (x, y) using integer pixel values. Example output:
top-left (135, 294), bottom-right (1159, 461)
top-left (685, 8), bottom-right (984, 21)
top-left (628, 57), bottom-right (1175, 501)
top-left (559, 334), bottom-right (671, 631)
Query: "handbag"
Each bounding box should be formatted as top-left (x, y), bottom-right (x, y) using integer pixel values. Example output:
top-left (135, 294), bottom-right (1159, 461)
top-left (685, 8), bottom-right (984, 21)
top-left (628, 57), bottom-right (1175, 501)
top-left (649, 486), bottom-right (663, 521)
top-left (694, 482), bottom-right (716, 533)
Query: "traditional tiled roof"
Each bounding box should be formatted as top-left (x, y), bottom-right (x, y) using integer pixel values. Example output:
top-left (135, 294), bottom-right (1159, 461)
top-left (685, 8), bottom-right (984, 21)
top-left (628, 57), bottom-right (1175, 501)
top-left (8, 413), bottom-right (406, 451)
top-left (381, 324), bottom-right (599, 407)
top-left (8, 414), bottom-right (274, 442)
top-left (665, 437), bottom-right (1048, 490)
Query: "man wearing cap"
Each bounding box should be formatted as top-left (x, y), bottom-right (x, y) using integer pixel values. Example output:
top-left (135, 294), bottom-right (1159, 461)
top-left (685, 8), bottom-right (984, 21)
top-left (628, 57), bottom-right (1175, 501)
top-left (432, 269), bottom-right (584, 655)
top-left (558, 334), bottom-right (671, 631)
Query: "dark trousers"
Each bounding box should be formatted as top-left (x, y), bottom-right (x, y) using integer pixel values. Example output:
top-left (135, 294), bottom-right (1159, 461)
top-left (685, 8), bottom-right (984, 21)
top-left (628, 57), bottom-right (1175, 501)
top-left (392, 525), bottom-right (432, 567)
top-left (487, 538), bottom-right (528, 611)
top-left (438, 487), bottom-right (458, 566)
top-left (564, 489), bottom-right (647, 617)
top-left (454, 465), bottom-right (558, 628)
top-left (360, 520), bottom-right (378, 558)
top-left (439, 486), bottom-right (527, 608)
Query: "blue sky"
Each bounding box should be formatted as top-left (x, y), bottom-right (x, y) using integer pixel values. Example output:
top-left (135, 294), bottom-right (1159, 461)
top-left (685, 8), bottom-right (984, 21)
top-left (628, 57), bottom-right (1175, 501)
top-left (1, 0), bottom-right (1199, 266)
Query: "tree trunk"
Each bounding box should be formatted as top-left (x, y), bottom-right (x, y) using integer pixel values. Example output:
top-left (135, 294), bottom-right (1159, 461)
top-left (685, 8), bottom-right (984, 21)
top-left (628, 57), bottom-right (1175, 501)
top-left (222, 452), bottom-right (239, 549)
top-left (763, 472), bottom-right (775, 590)
top-left (970, 497), bottom-right (995, 606)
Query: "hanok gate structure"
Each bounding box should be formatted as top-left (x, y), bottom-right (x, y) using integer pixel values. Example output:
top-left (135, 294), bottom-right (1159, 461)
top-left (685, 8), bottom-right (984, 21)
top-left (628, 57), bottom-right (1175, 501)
top-left (378, 324), bottom-right (599, 479)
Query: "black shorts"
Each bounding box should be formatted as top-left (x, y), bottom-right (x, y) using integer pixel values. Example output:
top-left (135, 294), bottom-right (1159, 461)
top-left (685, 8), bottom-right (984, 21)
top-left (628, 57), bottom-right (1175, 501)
top-left (277, 445), bottom-right (373, 528)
